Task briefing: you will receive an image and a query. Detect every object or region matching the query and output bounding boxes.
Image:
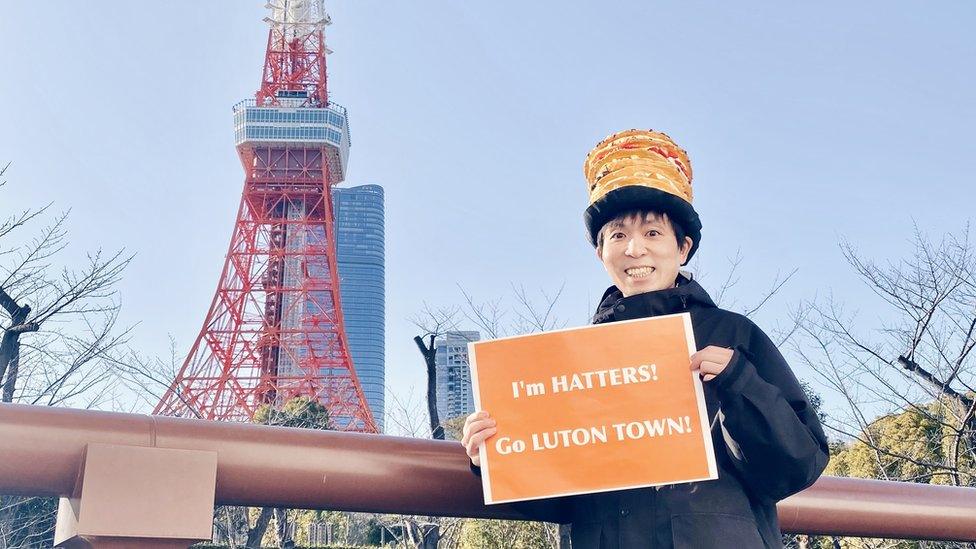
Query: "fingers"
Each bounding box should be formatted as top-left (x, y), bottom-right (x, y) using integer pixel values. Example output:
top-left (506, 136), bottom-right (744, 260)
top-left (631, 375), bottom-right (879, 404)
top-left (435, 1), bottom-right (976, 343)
top-left (462, 411), bottom-right (491, 440)
top-left (694, 360), bottom-right (726, 383)
top-left (462, 419), bottom-right (496, 445)
top-left (695, 345), bottom-right (731, 359)
top-left (697, 360), bottom-right (726, 375)
top-left (690, 346), bottom-right (732, 383)
top-left (466, 426), bottom-right (497, 462)
top-left (462, 410), bottom-right (487, 435)
top-left (461, 411), bottom-right (496, 463)
top-left (690, 346), bottom-right (733, 371)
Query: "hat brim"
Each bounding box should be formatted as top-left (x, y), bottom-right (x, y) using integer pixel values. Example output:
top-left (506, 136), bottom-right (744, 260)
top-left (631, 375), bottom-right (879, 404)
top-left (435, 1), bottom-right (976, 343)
top-left (584, 186), bottom-right (702, 264)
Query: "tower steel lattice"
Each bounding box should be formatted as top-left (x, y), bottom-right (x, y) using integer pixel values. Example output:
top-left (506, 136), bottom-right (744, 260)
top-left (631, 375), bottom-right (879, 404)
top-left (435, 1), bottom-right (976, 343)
top-left (155, 0), bottom-right (376, 431)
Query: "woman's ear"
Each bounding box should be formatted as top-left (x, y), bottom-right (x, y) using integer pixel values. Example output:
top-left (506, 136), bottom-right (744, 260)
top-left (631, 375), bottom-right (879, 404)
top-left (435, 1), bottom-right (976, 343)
top-left (679, 236), bottom-right (693, 264)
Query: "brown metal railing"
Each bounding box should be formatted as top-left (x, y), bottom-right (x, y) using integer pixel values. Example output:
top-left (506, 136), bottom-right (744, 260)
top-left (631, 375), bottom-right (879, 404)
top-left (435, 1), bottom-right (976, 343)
top-left (1, 403), bottom-right (975, 547)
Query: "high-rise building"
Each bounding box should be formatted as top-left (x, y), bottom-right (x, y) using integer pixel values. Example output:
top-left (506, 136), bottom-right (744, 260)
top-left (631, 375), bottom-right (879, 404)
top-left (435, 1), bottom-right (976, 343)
top-left (333, 185), bottom-right (385, 431)
top-left (435, 331), bottom-right (480, 429)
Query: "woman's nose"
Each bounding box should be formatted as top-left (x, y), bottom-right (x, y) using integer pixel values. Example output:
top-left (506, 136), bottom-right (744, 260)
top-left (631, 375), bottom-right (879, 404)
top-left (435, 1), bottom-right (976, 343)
top-left (625, 238), bottom-right (646, 257)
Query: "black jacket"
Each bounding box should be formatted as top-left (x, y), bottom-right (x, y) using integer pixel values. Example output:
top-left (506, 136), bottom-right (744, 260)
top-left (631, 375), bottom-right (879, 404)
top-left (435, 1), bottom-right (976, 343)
top-left (489, 275), bottom-right (829, 548)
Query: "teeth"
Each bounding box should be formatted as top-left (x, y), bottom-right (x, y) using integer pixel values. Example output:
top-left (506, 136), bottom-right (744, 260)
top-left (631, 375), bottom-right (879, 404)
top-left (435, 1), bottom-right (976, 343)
top-left (625, 267), bottom-right (655, 278)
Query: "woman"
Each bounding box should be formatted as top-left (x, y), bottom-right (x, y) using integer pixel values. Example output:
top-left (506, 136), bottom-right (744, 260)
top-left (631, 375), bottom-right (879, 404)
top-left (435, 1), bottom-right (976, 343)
top-left (462, 129), bottom-right (828, 548)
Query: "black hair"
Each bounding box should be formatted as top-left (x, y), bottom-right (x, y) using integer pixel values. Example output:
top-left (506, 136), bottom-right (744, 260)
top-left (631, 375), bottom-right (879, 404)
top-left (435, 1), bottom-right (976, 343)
top-left (596, 209), bottom-right (689, 251)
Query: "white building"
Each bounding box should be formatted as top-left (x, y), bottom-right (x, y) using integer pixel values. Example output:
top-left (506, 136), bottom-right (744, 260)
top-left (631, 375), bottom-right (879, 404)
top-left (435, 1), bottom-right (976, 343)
top-left (435, 331), bottom-right (480, 429)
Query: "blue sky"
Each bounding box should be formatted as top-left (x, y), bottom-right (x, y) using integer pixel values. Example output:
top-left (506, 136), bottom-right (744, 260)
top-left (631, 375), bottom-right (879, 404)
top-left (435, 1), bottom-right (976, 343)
top-left (2, 2), bottom-right (974, 423)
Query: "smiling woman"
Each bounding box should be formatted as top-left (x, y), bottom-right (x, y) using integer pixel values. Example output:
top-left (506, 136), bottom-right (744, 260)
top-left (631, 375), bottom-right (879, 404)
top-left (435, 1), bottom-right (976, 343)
top-left (596, 211), bottom-right (693, 297)
top-left (462, 128), bottom-right (829, 549)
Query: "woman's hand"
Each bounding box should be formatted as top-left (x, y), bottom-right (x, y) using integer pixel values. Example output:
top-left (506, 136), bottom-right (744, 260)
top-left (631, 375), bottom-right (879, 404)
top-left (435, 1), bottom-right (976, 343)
top-left (690, 345), bottom-right (734, 382)
top-left (461, 410), bottom-right (497, 467)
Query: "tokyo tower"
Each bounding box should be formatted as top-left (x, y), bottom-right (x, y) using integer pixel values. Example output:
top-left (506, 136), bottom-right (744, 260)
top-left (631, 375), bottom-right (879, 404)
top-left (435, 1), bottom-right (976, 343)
top-left (155, 0), bottom-right (377, 432)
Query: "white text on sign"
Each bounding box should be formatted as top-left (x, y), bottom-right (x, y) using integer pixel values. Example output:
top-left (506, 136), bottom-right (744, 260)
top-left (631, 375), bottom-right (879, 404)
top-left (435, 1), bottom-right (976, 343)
top-left (511, 364), bottom-right (658, 399)
top-left (494, 415), bottom-right (693, 455)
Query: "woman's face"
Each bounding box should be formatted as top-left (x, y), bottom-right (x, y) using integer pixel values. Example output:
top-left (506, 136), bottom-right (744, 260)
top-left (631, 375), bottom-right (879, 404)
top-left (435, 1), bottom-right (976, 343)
top-left (597, 213), bottom-right (692, 297)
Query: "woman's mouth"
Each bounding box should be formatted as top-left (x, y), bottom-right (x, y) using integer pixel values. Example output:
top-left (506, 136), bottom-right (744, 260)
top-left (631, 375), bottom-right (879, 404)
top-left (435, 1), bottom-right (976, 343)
top-left (625, 266), bottom-right (655, 279)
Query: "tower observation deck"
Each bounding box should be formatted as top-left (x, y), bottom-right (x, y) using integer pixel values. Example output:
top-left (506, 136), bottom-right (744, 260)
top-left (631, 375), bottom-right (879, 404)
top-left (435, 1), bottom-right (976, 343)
top-left (233, 96), bottom-right (350, 181)
top-left (155, 0), bottom-right (376, 432)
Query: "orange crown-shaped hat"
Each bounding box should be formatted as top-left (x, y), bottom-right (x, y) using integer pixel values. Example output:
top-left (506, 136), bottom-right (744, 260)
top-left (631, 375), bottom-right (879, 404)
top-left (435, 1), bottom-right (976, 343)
top-left (582, 129), bottom-right (702, 261)
top-left (584, 129), bottom-right (693, 206)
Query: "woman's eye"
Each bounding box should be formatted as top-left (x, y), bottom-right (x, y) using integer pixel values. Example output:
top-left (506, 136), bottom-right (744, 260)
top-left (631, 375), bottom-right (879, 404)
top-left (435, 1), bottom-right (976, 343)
top-left (610, 232), bottom-right (625, 240)
top-left (647, 230), bottom-right (661, 237)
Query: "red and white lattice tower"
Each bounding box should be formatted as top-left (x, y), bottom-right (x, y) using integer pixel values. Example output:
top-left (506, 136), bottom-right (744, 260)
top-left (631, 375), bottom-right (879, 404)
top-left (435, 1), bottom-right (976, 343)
top-left (155, 0), bottom-right (376, 431)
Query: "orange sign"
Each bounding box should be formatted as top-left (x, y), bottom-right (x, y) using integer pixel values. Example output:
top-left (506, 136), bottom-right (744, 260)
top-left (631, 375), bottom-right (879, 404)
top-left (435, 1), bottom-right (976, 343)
top-left (468, 312), bottom-right (717, 504)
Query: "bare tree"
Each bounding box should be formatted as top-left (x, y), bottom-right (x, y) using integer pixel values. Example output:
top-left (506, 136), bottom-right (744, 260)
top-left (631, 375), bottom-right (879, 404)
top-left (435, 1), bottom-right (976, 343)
top-left (696, 250), bottom-right (799, 331)
top-left (0, 164), bottom-right (134, 547)
top-left (405, 284), bottom-right (573, 549)
top-left (411, 303), bottom-right (462, 441)
top-left (0, 165), bottom-right (133, 406)
top-left (410, 283), bottom-right (569, 442)
top-left (109, 336), bottom-right (203, 417)
top-left (795, 225), bottom-right (976, 490)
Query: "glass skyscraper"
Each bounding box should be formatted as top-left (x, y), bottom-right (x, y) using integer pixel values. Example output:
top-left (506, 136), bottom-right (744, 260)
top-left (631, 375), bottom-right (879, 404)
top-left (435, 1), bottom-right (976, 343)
top-left (333, 184), bottom-right (385, 431)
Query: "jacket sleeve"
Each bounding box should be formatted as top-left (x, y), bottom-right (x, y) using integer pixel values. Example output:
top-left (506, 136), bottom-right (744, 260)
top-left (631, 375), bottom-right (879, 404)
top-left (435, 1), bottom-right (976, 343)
top-left (711, 321), bottom-right (829, 502)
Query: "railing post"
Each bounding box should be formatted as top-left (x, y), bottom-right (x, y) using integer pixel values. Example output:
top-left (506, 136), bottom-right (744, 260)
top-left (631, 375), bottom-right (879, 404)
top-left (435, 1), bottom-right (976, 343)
top-left (53, 443), bottom-right (217, 548)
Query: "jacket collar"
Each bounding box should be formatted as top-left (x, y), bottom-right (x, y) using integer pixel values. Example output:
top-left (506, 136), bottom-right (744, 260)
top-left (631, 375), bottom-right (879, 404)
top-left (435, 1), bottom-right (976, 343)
top-left (592, 272), bottom-right (717, 324)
